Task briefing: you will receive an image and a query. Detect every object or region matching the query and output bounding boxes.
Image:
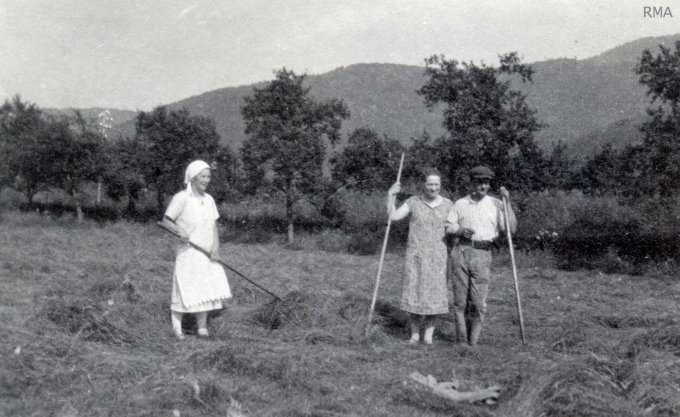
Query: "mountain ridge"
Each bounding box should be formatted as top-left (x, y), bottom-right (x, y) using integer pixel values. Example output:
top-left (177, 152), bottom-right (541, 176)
top-left (50, 33), bottom-right (680, 160)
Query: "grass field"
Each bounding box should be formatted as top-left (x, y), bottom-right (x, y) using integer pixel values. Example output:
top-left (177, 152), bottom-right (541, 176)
top-left (1, 211), bottom-right (679, 417)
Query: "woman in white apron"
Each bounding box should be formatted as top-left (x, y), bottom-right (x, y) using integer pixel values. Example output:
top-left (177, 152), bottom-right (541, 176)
top-left (161, 160), bottom-right (232, 339)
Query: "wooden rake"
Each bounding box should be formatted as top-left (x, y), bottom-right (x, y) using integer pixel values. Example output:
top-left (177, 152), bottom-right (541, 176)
top-left (157, 221), bottom-right (283, 301)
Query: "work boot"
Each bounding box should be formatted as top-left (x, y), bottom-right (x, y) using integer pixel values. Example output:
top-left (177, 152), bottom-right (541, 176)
top-left (469, 318), bottom-right (483, 346)
top-left (454, 312), bottom-right (468, 344)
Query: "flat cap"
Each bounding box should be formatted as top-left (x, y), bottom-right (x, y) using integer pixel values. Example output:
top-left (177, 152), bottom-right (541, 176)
top-left (470, 166), bottom-right (494, 179)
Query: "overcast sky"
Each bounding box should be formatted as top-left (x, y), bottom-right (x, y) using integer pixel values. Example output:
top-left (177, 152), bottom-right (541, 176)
top-left (0, 0), bottom-right (678, 110)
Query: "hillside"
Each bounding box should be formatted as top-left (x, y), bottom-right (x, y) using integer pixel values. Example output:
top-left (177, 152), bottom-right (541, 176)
top-left (97, 33), bottom-right (680, 159)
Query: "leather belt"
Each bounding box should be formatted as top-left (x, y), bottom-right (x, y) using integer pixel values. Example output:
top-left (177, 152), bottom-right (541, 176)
top-left (459, 239), bottom-right (495, 250)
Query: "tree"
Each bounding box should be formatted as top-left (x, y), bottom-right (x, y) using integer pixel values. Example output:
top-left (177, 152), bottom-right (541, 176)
top-left (574, 144), bottom-right (624, 194)
top-left (1, 100), bottom-right (109, 219)
top-left (418, 53), bottom-right (545, 193)
top-left (635, 40), bottom-right (680, 195)
top-left (403, 131), bottom-right (435, 180)
top-left (102, 136), bottom-right (146, 217)
top-left (543, 140), bottom-right (576, 190)
top-left (46, 112), bottom-right (107, 221)
top-left (210, 144), bottom-right (242, 203)
top-left (0, 96), bottom-right (56, 205)
top-left (330, 127), bottom-right (404, 191)
top-left (135, 106), bottom-right (221, 215)
top-left (241, 68), bottom-right (349, 243)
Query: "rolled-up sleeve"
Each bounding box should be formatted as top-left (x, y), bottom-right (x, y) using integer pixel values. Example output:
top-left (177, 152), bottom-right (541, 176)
top-left (445, 207), bottom-right (460, 235)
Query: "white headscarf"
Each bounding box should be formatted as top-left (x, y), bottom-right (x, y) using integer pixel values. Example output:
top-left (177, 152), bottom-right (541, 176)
top-left (184, 160), bottom-right (211, 194)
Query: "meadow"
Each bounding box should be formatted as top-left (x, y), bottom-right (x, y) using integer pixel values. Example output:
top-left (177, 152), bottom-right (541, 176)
top-left (1, 210), bottom-right (680, 417)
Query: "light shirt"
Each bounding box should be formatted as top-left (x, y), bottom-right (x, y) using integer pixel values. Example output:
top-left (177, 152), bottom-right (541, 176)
top-left (445, 195), bottom-right (516, 241)
top-left (165, 189), bottom-right (219, 251)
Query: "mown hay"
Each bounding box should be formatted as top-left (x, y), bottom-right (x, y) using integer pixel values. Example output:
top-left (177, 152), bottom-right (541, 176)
top-left (499, 360), bottom-right (638, 417)
top-left (253, 291), bottom-right (326, 330)
top-left (251, 290), bottom-right (409, 346)
top-left (592, 314), bottom-right (663, 329)
top-left (252, 290), bottom-right (376, 329)
top-left (627, 323), bottom-right (680, 357)
top-left (627, 354), bottom-right (680, 415)
top-left (372, 300), bottom-right (409, 336)
top-left (44, 297), bottom-right (135, 345)
top-left (549, 322), bottom-right (588, 354)
top-left (189, 345), bottom-right (322, 395)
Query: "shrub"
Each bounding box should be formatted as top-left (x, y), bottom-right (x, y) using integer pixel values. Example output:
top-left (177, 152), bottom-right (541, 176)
top-left (515, 190), bottom-right (591, 251)
top-left (534, 193), bottom-right (680, 271)
top-left (322, 189), bottom-right (387, 231)
top-left (347, 229), bottom-right (383, 256)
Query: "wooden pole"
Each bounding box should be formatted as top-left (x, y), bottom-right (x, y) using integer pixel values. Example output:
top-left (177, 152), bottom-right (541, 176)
top-left (157, 221), bottom-right (283, 301)
top-left (503, 196), bottom-right (526, 344)
top-left (366, 153), bottom-right (405, 335)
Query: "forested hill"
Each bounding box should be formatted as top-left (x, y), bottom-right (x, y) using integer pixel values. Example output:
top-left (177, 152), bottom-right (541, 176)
top-left (98, 33), bottom-right (679, 160)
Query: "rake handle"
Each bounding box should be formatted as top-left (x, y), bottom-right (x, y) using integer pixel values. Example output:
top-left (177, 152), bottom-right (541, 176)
top-left (156, 221), bottom-right (283, 301)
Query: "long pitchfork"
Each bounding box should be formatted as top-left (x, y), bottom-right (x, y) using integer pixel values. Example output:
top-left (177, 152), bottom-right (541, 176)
top-left (366, 153), bottom-right (405, 335)
top-left (502, 196), bottom-right (526, 344)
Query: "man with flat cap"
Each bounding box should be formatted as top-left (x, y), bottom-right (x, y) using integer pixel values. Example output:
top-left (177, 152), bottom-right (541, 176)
top-left (445, 166), bottom-right (517, 346)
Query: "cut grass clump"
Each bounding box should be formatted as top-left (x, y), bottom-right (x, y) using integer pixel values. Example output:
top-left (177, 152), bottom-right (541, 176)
top-left (627, 354), bottom-right (680, 415)
top-left (500, 360), bottom-right (639, 417)
top-left (189, 345), bottom-right (322, 395)
top-left (627, 323), bottom-right (680, 357)
top-left (251, 291), bottom-right (405, 345)
top-left (252, 290), bottom-right (372, 330)
top-left (44, 298), bottom-right (135, 345)
top-left (253, 291), bottom-right (325, 330)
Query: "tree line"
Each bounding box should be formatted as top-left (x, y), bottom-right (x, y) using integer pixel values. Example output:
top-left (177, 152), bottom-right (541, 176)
top-left (1, 43), bottom-right (679, 241)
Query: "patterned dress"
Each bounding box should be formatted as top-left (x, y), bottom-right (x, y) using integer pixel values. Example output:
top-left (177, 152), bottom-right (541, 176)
top-left (400, 196), bottom-right (454, 315)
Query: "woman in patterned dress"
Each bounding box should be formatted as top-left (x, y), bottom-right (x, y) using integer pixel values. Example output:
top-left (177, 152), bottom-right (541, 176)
top-left (387, 168), bottom-right (453, 345)
top-left (161, 160), bottom-right (232, 340)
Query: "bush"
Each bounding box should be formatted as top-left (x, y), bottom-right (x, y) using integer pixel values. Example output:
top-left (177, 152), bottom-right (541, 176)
top-left (523, 193), bottom-right (680, 271)
top-left (347, 230), bottom-right (383, 255)
top-left (515, 190), bottom-right (591, 251)
top-left (322, 189), bottom-right (387, 231)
